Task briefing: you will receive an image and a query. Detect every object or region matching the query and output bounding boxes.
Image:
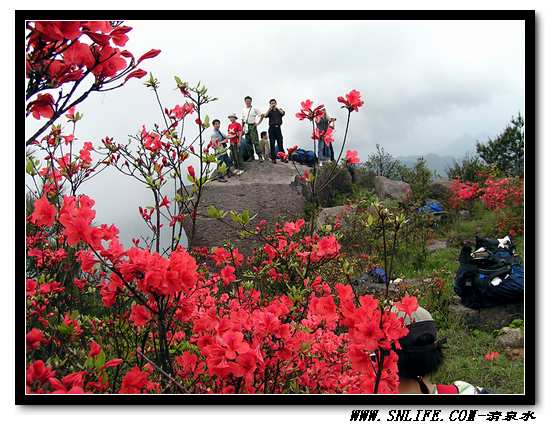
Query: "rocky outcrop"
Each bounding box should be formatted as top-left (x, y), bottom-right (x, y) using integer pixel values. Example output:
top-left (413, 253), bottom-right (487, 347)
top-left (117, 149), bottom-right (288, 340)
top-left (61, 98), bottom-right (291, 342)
top-left (374, 176), bottom-right (412, 202)
top-left (496, 327), bottom-right (524, 349)
top-left (183, 160), bottom-right (309, 253)
top-left (448, 302), bottom-right (523, 331)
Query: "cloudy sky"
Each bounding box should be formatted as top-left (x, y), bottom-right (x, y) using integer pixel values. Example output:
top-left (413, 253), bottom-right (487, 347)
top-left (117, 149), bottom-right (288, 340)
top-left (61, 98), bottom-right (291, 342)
top-left (25, 19), bottom-right (525, 246)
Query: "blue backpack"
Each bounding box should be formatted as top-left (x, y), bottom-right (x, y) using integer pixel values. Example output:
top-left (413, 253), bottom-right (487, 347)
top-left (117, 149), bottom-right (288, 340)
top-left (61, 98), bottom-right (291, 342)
top-left (290, 148), bottom-right (317, 167)
top-left (454, 236), bottom-right (524, 308)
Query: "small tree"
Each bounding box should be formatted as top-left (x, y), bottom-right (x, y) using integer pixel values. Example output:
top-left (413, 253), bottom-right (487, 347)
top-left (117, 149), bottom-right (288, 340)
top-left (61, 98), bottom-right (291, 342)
top-left (476, 113), bottom-right (524, 177)
top-left (446, 153), bottom-right (489, 183)
top-left (399, 157), bottom-right (433, 204)
top-left (364, 144), bottom-right (403, 180)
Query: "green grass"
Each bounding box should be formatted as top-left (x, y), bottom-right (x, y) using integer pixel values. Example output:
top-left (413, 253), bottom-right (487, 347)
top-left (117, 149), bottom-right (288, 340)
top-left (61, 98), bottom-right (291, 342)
top-left (390, 208), bottom-right (525, 394)
top-left (432, 319), bottom-right (524, 394)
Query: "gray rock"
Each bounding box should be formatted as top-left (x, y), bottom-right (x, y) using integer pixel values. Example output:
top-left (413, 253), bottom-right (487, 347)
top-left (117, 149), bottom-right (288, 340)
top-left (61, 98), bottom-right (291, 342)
top-left (316, 205), bottom-right (354, 228)
top-left (458, 209), bottom-right (470, 218)
top-left (427, 239), bottom-right (448, 252)
top-left (504, 347), bottom-right (524, 361)
top-left (374, 176), bottom-right (412, 202)
top-left (496, 327), bottom-right (524, 349)
top-left (430, 179), bottom-right (455, 192)
top-left (182, 160), bottom-right (308, 253)
top-left (448, 303), bottom-right (524, 331)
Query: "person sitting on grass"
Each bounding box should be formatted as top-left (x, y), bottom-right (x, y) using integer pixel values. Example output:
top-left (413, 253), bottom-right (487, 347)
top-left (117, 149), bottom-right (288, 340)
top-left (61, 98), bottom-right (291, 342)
top-left (395, 306), bottom-right (490, 394)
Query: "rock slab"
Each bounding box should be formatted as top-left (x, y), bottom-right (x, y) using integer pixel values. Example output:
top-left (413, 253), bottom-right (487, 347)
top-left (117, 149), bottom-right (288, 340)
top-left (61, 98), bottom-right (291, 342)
top-left (183, 160), bottom-right (309, 253)
top-left (448, 302), bottom-right (524, 331)
top-left (374, 176), bottom-right (412, 202)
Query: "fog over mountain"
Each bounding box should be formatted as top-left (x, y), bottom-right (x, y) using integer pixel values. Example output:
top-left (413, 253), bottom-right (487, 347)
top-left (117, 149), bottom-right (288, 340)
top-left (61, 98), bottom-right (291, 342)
top-left (25, 19), bottom-right (525, 247)
top-left (397, 153), bottom-right (459, 178)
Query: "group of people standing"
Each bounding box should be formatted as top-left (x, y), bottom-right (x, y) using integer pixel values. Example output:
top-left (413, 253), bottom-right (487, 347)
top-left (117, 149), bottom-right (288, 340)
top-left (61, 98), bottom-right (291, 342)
top-left (210, 96), bottom-right (288, 181)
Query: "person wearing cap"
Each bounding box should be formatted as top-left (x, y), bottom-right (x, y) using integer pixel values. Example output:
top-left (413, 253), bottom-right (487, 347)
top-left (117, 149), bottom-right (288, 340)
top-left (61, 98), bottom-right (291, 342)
top-left (227, 113), bottom-right (244, 172)
top-left (241, 96), bottom-right (264, 161)
top-left (210, 119), bottom-right (242, 180)
top-left (395, 306), bottom-right (489, 394)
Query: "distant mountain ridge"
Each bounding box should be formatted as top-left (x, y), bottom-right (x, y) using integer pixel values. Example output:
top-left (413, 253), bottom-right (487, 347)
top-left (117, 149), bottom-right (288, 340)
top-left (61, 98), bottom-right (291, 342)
top-left (396, 153), bottom-right (457, 178)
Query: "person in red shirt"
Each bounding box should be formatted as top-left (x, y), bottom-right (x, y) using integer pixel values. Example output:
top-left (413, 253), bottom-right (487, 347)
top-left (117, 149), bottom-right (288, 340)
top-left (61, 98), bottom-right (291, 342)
top-left (227, 113), bottom-right (244, 172)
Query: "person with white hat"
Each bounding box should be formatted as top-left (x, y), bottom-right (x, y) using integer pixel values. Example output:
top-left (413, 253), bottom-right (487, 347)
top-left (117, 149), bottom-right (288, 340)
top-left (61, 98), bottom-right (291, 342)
top-left (395, 306), bottom-right (489, 394)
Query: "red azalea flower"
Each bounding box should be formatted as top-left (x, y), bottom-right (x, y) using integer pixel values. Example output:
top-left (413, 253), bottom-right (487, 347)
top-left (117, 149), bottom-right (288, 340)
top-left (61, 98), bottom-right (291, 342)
top-left (110, 25), bottom-right (132, 47)
top-left (88, 341), bottom-right (101, 357)
top-left (394, 295), bottom-right (419, 317)
top-left (484, 351), bottom-right (500, 361)
top-left (30, 196), bottom-right (56, 227)
top-left (119, 366), bottom-right (151, 394)
top-left (104, 358), bottom-right (123, 369)
top-left (137, 49), bottom-right (161, 64)
top-left (28, 93), bottom-right (55, 120)
top-left (220, 265), bottom-right (236, 285)
top-left (345, 150), bottom-right (360, 165)
top-left (187, 165), bottom-right (196, 179)
top-left (26, 328), bottom-right (45, 350)
top-left (124, 69), bottom-right (147, 82)
top-left (130, 304), bottom-right (152, 328)
top-left (337, 89), bottom-right (364, 112)
top-left (63, 41), bottom-right (95, 69)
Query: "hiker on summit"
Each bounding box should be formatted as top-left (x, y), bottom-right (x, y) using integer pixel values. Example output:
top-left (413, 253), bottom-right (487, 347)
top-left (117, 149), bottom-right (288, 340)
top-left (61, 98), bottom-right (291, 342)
top-left (210, 119), bottom-right (242, 181)
top-left (262, 98), bottom-right (287, 164)
top-left (317, 109), bottom-right (336, 166)
top-left (227, 113), bottom-right (245, 173)
top-left (241, 96), bottom-right (264, 162)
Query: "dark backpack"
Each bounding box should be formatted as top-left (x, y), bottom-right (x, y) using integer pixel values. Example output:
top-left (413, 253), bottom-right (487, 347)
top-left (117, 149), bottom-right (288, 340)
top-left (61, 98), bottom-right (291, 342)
top-left (454, 236), bottom-right (524, 309)
top-left (290, 148), bottom-right (317, 167)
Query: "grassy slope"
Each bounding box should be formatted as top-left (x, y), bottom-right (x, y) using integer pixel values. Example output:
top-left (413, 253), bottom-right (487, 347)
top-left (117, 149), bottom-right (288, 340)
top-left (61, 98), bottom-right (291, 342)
top-left (392, 208), bottom-right (525, 394)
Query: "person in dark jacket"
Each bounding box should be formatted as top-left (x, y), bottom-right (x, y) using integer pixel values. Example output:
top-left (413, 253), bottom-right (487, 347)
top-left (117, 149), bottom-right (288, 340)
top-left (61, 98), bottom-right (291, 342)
top-left (262, 99), bottom-right (287, 164)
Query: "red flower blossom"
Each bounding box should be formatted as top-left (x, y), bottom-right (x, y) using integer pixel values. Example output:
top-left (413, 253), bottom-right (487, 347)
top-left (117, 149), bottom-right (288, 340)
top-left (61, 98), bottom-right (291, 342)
top-left (28, 93), bottom-right (55, 120)
top-left (296, 99), bottom-right (325, 121)
top-left (63, 41), bottom-right (95, 68)
top-left (130, 304), bottom-right (152, 328)
top-left (220, 265), bottom-right (236, 285)
top-left (30, 196), bottom-right (56, 227)
top-left (124, 69), bottom-right (147, 82)
top-left (345, 150), bottom-right (360, 165)
top-left (26, 328), bottom-right (45, 350)
top-left (119, 366), bottom-right (151, 394)
top-left (187, 165), bottom-right (196, 179)
top-left (337, 89), bottom-right (364, 112)
top-left (137, 49), bottom-right (161, 64)
top-left (484, 351), bottom-right (500, 361)
top-left (394, 295), bottom-right (419, 317)
top-left (104, 358), bottom-right (123, 368)
top-left (88, 341), bottom-right (101, 357)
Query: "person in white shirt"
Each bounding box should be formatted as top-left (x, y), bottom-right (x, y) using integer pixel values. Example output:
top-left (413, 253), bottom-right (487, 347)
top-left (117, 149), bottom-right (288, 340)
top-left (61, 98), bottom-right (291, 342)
top-left (241, 96), bottom-right (264, 161)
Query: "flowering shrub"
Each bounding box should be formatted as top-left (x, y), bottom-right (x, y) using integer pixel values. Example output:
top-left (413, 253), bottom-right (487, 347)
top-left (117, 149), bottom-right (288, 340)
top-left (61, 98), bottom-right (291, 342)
top-left (25, 21), bottom-right (415, 395)
top-left (26, 20), bottom-right (160, 146)
top-left (449, 176), bottom-right (524, 235)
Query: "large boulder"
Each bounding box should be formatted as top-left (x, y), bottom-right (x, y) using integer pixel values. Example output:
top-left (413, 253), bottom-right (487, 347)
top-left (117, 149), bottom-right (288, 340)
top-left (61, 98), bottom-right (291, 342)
top-left (428, 179), bottom-right (454, 203)
top-left (374, 176), bottom-right (412, 202)
top-left (183, 160), bottom-right (309, 254)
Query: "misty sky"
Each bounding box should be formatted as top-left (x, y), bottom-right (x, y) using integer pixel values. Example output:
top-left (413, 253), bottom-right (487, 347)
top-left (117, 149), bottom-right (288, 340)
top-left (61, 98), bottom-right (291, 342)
top-left (25, 19), bottom-right (525, 247)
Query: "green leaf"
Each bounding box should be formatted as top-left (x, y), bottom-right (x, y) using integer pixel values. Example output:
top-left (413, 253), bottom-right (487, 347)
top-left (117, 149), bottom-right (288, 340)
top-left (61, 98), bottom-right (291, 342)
top-left (207, 205), bottom-right (222, 219)
top-left (94, 350), bottom-right (106, 369)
